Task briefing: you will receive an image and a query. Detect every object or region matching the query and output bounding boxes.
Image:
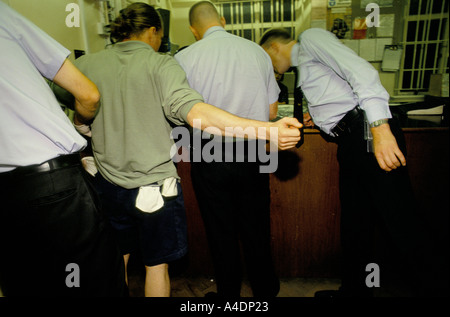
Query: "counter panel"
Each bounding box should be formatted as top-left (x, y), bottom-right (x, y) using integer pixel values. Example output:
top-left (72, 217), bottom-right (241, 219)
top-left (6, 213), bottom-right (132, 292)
top-left (177, 128), bottom-right (449, 278)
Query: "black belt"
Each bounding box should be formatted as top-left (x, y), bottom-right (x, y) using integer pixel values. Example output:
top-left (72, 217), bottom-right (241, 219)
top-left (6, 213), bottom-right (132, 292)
top-left (331, 107), bottom-right (364, 138)
top-left (2, 153), bottom-right (81, 178)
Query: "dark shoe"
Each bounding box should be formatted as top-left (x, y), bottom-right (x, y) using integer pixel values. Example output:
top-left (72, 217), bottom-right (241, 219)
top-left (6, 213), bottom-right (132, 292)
top-left (315, 289), bottom-right (373, 298)
top-left (204, 291), bottom-right (219, 298)
top-left (314, 290), bottom-right (344, 298)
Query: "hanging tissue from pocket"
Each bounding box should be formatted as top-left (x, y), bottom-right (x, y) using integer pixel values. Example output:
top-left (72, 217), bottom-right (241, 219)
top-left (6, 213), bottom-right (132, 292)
top-left (161, 177), bottom-right (178, 198)
top-left (135, 177), bottom-right (178, 213)
top-left (135, 185), bottom-right (164, 213)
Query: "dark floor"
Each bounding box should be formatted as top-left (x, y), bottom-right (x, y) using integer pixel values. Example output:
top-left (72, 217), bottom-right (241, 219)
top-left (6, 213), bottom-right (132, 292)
top-left (125, 254), bottom-right (418, 298)
top-left (128, 271), bottom-right (343, 298)
top-left (0, 252), bottom-right (439, 298)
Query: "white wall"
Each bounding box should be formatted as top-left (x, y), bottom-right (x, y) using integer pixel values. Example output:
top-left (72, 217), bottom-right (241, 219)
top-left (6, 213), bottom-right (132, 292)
top-left (1, 0), bottom-right (395, 94)
top-left (0, 0), bottom-right (310, 55)
top-left (3, 0), bottom-right (83, 59)
top-left (0, 0), bottom-right (192, 55)
top-left (167, 0), bottom-right (196, 48)
top-left (2, 0), bottom-right (113, 59)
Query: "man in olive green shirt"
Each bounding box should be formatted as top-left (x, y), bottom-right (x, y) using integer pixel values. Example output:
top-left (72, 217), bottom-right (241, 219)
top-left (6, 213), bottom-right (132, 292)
top-left (74, 40), bottom-right (202, 189)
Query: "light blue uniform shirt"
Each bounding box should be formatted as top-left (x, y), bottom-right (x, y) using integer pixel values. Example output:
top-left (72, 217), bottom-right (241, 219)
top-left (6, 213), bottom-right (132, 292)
top-left (0, 2), bottom-right (86, 172)
top-left (292, 28), bottom-right (391, 135)
top-left (175, 26), bottom-right (279, 122)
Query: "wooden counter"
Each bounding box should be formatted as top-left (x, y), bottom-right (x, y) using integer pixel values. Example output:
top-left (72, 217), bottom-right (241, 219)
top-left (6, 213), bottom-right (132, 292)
top-left (176, 127), bottom-right (449, 278)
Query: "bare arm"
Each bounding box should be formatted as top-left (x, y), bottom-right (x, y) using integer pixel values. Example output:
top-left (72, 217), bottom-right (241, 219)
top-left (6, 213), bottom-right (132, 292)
top-left (269, 101), bottom-right (279, 121)
top-left (187, 102), bottom-right (302, 150)
top-left (52, 59), bottom-right (100, 125)
top-left (303, 112), bottom-right (315, 128)
top-left (371, 123), bottom-right (406, 172)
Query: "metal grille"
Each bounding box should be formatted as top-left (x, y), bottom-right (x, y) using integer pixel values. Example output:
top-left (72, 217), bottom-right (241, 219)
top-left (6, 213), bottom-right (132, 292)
top-left (215, 0), bottom-right (299, 42)
top-left (399, 0), bottom-right (449, 92)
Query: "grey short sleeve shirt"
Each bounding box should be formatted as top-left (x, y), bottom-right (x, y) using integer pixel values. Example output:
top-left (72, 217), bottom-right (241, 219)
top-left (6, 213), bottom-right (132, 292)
top-left (73, 41), bottom-right (204, 188)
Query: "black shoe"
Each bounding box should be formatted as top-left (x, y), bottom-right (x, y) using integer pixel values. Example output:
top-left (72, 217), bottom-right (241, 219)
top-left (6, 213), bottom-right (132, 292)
top-left (204, 291), bottom-right (219, 298)
top-left (314, 290), bottom-right (344, 298)
top-left (315, 289), bottom-right (373, 298)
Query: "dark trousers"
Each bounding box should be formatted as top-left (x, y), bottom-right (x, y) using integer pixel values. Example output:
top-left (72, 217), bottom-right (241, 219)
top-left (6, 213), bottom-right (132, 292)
top-left (0, 160), bottom-right (127, 297)
top-left (191, 141), bottom-right (279, 297)
top-left (336, 117), bottom-right (447, 296)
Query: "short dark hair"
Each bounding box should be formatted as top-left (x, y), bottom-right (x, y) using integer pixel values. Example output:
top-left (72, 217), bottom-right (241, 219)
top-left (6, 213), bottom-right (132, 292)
top-left (110, 2), bottom-right (162, 43)
top-left (259, 28), bottom-right (292, 48)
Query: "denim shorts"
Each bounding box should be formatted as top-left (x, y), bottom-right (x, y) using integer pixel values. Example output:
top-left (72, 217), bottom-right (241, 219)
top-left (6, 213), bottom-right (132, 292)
top-left (93, 173), bottom-right (188, 267)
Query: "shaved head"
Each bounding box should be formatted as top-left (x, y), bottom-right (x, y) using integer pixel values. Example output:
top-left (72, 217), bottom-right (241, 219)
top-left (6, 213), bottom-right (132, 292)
top-left (189, 1), bottom-right (222, 28)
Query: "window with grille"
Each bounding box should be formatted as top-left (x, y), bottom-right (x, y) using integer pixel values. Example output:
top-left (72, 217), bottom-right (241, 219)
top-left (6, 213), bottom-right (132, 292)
top-left (213, 0), bottom-right (449, 96)
top-left (215, 0), bottom-right (299, 42)
top-left (399, 0), bottom-right (449, 93)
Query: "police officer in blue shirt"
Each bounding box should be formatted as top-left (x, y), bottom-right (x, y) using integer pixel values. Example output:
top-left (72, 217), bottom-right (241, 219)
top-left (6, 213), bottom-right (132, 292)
top-left (0, 2), bottom-right (126, 297)
top-left (260, 27), bottom-right (448, 297)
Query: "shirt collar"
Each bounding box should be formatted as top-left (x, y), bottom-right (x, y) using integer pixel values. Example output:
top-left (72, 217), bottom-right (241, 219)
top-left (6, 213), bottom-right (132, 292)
top-left (203, 26), bottom-right (226, 39)
top-left (291, 42), bottom-right (300, 67)
top-left (114, 40), bottom-right (154, 52)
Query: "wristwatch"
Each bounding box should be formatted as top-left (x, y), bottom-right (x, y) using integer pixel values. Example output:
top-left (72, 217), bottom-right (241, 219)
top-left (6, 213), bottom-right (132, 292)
top-left (370, 119), bottom-right (389, 128)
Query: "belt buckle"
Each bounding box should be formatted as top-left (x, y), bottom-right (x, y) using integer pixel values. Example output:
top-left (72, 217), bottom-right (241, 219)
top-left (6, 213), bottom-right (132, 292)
top-left (332, 122), bottom-right (347, 137)
top-left (36, 162), bottom-right (52, 173)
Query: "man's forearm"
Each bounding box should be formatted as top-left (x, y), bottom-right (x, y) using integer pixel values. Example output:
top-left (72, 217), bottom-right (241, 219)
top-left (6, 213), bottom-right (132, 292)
top-left (187, 102), bottom-right (271, 139)
top-left (186, 102), bottom-right (302, 150)
top-left (53, 59), bottom-right (100, 124)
